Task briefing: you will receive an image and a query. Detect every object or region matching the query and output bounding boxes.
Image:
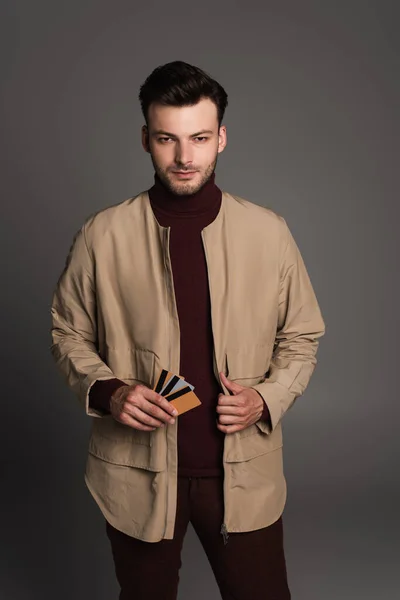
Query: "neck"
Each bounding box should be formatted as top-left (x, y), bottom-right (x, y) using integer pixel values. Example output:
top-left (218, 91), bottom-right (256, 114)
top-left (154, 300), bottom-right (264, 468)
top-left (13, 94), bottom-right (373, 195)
top-left (148, 171), bottom-right (221, 217)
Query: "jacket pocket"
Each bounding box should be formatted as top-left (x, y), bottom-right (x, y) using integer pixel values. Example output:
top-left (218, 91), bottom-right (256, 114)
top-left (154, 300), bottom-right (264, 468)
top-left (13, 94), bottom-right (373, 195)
top-left (224, 423), bottom-right (283, 462)
top-left (90, 346), bottom-right (166, 470)
top-left (223, 347), bottom-right (281, 461)
top-left (225, 346), bottom-right (270, 385)
top-left (103, 345), bottom-right (157, 386)
top-left (88, 414), bottom-right (167, 472)
top-left (223, 349), bottom-right (269, 440)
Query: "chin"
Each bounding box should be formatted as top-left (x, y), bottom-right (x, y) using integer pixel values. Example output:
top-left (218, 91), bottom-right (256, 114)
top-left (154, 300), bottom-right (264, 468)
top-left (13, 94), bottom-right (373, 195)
top-left (172, 187), bottom-right (196, 196)
top-left (168, 180), bottom-right (200, 196)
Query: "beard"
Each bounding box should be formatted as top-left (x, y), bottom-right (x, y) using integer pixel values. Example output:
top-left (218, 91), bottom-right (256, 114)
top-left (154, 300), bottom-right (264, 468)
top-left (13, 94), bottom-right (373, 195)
top-left (150, 154), bottom-right (218, 196)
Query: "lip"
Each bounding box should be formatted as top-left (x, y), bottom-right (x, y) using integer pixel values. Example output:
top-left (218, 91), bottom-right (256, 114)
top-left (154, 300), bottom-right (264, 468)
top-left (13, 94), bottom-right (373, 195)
top-left (172, 171), bottom-right (198, 179)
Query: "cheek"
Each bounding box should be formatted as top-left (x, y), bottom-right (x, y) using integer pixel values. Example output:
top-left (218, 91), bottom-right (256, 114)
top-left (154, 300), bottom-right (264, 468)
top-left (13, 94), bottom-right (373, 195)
top-left (152, 145), bottom-right (174, 168)
top-left (205, 142), bottom-right (219, 161)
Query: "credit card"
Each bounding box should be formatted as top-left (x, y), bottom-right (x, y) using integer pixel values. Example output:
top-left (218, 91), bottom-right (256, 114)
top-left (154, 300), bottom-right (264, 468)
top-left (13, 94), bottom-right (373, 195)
top-left (153, 368), bottom-right (201, 415)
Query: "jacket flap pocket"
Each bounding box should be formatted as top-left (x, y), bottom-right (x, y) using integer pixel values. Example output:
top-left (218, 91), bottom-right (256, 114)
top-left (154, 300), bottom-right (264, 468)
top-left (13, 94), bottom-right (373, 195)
top-left (103, 346), bottom-right (156, 386)
top-left (224, 423), bottom-right (282, 463)
top-left (88, 417), bottom-right (166, 472)
top-left (226, 347), bottom-right (269, 383)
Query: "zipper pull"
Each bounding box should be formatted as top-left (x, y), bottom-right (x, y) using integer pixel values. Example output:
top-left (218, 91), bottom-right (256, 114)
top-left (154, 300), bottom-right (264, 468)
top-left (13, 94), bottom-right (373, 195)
top-left (220, 522), bottom-right (229, 545)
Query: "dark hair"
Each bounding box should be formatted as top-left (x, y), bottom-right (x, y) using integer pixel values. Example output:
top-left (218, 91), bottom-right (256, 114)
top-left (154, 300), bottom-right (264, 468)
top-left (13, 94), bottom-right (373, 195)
top-left (138, 61), bottom-right (228, 126)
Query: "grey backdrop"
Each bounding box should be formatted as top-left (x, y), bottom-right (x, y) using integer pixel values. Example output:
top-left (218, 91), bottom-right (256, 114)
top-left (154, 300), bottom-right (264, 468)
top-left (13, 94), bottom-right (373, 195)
top-left (1, 1), bottom-right (399, 599)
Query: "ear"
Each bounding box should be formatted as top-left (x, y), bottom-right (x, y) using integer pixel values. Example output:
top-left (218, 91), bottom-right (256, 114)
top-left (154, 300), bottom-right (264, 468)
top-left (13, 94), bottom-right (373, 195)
top-left (141, 125), bottom-right (150, 153)
top-left (217, 125), bottom-right (227, 154)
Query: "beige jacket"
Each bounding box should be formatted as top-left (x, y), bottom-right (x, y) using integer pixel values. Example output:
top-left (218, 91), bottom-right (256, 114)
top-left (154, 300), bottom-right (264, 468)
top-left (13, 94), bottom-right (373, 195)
top-left (50, 190), bottom-right (325, 541)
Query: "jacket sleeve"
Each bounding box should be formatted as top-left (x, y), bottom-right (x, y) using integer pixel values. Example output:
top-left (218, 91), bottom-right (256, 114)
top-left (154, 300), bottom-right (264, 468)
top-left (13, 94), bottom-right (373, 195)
top-left (252, 217), bottom-right (325, 434)
top-left (89, 378), bottom-right (128, 414)
top-left (50, 222), bottom-right (118, 417)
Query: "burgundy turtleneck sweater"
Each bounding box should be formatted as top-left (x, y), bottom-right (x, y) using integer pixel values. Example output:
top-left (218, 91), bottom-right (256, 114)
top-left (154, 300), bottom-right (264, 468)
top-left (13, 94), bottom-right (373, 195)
top-left (89, 172), bottom-right (271, 476)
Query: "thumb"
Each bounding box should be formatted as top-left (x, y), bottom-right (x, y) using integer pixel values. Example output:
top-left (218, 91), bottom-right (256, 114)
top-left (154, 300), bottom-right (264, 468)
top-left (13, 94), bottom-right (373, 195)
top-left (220, 372), bottom-right (243, 395)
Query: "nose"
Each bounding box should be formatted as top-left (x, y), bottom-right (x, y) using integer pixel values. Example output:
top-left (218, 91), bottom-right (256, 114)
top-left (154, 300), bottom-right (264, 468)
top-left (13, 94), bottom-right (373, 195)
top-left (174, 141), bottom-right (193, 168)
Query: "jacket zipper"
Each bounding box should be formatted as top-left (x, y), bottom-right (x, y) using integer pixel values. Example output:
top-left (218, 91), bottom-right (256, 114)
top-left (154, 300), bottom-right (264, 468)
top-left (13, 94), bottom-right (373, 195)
top-left (163, 226), bottom-right (177, 538)
top-left (220, 522), bottom-right (229, 545)
top-left (201, 229), bottom-right (229, 546)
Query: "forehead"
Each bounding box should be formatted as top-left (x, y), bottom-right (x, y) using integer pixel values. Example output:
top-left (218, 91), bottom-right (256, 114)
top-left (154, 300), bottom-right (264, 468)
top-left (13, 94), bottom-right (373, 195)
top-left (147, 98), bottom-right (218, 134)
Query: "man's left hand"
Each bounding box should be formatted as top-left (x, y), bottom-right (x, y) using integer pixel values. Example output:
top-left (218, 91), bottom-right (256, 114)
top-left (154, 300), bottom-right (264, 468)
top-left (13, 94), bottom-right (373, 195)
top-left (216, 372), bottom-right (265, 434)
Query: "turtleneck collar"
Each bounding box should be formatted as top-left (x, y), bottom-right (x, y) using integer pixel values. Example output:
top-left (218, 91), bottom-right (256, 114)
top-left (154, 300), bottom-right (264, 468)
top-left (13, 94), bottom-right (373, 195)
top-left (148, 171), bottom-right (221, 219)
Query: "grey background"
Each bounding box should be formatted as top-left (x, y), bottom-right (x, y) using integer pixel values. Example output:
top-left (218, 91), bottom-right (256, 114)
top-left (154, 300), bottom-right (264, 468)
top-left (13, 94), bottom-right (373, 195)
top-left (1, 1), bottom-right (399, 598)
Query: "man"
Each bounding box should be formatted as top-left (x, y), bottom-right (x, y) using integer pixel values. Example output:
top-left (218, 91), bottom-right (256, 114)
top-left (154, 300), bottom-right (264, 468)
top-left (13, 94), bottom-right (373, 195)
top-left (50, 61), bottom-right (325, 600)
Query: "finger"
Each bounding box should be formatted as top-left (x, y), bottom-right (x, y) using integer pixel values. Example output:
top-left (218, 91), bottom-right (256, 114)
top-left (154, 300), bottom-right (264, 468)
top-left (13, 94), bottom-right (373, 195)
top-left (218, 413), bottom-right (246, 425)
top-left (125, 406), bottom-right (166, 429)
top-left (217, 393), bottom-right (245, 406)
top-left (140, 400), bottom-right (176, 425)
top-left (217, 422), bottom-right (244, 434)
top-left (139, 386), bottom-right (178, 417)
top-left (124, 388), bottom-right (176, 424)
top-left (219, 372), bottom-right (243, 394)
top-left (118, 412), bottom-right (157, 431)
top-left (216, 405), bottom-right (247, 418)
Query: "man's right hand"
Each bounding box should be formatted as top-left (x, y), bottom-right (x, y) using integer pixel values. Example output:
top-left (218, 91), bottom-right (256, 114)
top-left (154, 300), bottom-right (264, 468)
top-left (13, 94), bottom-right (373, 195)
top-left (110, 383), bottom-right (178, 431)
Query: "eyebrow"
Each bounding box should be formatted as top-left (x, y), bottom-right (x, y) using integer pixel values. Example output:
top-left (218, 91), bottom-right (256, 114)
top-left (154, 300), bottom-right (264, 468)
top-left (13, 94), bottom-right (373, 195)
top-left (151, 129), bottom-right (214, 138)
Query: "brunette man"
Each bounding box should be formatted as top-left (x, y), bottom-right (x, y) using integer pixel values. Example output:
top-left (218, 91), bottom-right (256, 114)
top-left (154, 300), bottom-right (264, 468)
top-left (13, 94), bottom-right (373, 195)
top-left (51, 60), bottom-right (325, 600)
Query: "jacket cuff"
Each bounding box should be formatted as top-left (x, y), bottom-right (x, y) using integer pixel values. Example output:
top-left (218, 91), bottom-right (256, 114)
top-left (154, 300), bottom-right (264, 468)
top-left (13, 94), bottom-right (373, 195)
top-left (89, 378), bottom-right (128, 414)
top-left (253, 388), bottom-right (272, 432)
top-left (261, 401), bottom-right (272, 426)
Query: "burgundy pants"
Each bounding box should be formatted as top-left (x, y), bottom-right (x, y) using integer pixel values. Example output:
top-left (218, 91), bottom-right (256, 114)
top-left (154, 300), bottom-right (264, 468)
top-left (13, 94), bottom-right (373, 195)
top-left (105, 476), bottom-right (291, 600)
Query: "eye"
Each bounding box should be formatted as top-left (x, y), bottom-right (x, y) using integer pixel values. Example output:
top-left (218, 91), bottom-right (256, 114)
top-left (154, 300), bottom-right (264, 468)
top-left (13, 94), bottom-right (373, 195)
top-left (194, 137), bottom-right (208, 142)
top-left (158, 137), bottom-right (174, 143)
